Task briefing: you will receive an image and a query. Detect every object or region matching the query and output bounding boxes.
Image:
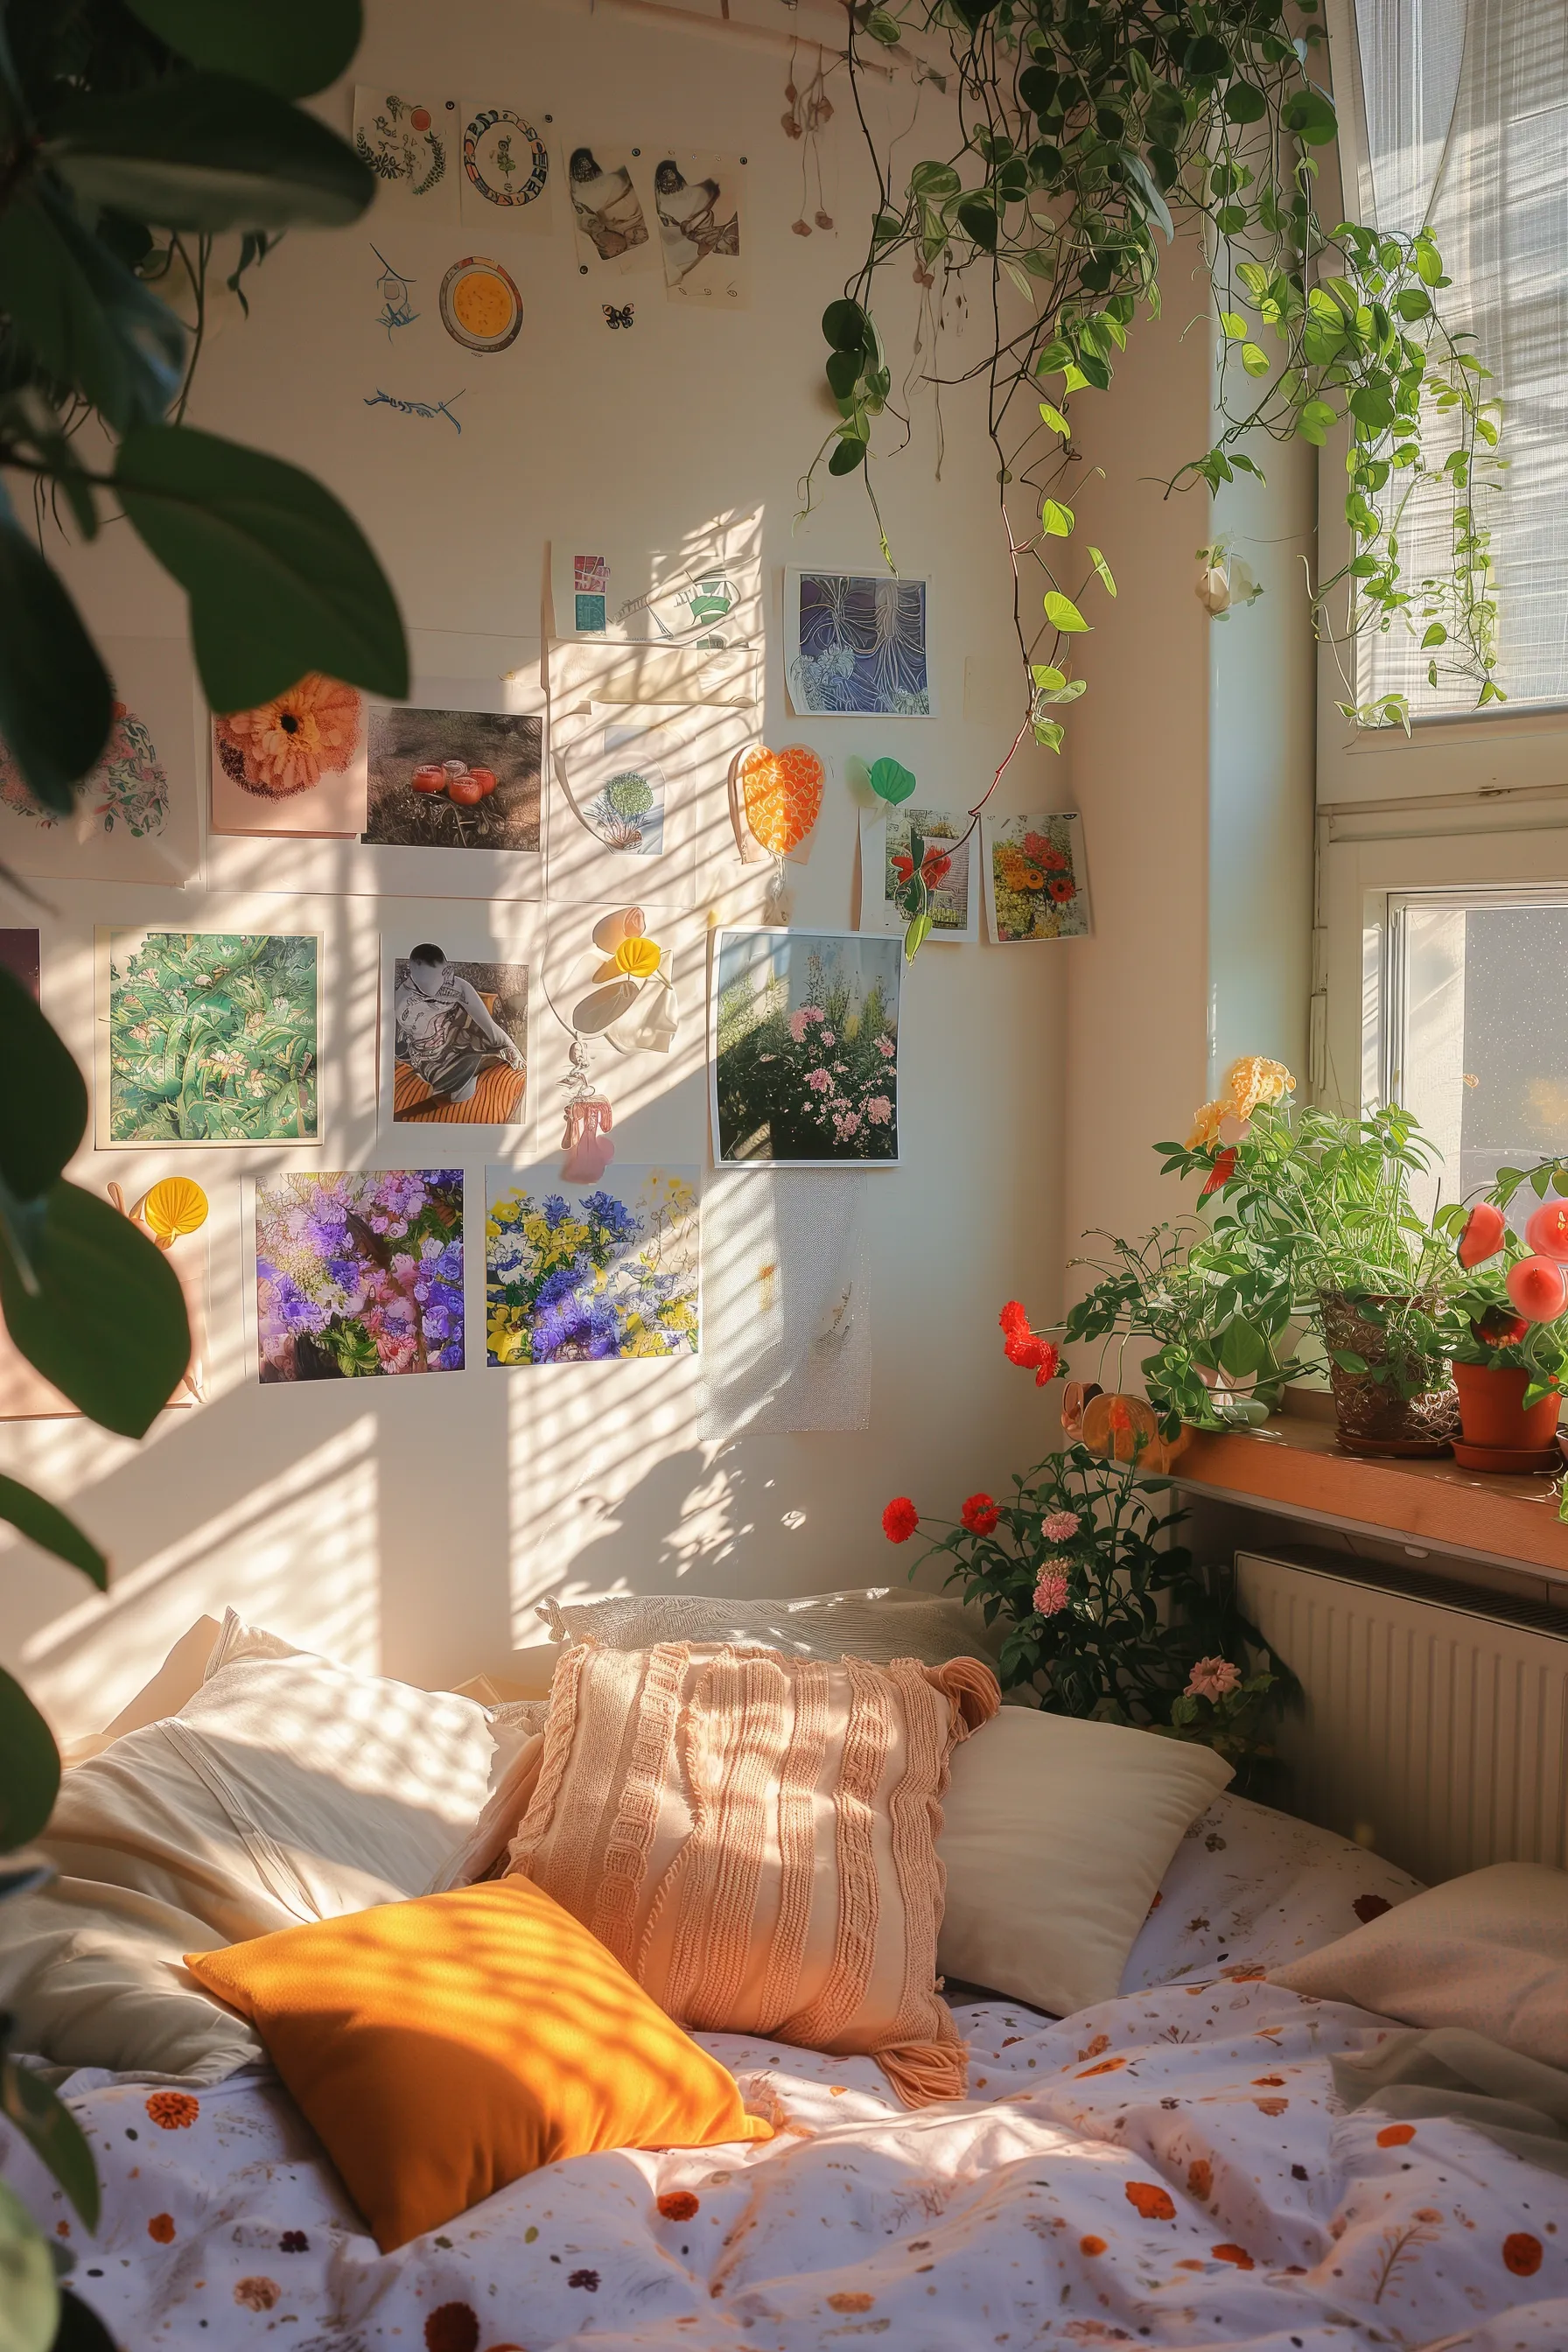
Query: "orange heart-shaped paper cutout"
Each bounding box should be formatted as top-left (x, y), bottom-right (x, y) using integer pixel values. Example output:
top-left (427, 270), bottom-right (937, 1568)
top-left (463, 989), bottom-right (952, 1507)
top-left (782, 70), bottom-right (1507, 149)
top-left (738, 744), bottom-right (824, 858)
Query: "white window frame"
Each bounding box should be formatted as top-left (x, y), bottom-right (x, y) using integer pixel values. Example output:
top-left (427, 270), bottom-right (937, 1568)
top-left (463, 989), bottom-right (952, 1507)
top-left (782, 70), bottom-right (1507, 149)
top-left (1319, 813), bottom-right (1568, 1118)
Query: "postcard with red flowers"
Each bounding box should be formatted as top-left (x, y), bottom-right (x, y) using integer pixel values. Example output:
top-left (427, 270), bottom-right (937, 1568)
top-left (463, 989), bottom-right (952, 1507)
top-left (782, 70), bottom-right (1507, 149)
top-left (858, 804), bottom-right (979, 944)
top-left (981, 810), bottom-right (1092, 942)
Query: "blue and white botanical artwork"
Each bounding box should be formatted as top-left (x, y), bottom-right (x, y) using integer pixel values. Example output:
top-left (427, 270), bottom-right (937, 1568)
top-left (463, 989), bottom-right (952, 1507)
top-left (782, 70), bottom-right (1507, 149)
top-left (785, 570), bottom-right (932, 719)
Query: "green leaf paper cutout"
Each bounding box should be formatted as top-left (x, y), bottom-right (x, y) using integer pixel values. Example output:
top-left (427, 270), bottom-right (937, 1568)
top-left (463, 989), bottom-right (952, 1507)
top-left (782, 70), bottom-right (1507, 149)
top-left (868, 756), bottom-right (917, 805)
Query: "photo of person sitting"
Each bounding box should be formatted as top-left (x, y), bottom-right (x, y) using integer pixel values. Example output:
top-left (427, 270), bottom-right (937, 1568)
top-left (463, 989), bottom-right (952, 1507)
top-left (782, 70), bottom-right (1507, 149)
top-left (393, 944), bottom-right (528, 1124)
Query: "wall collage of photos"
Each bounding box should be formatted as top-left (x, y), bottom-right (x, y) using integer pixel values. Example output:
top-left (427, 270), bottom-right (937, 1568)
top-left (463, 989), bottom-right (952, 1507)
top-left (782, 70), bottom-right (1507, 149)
top-left (0, 92), bottom-right (1091, 1416)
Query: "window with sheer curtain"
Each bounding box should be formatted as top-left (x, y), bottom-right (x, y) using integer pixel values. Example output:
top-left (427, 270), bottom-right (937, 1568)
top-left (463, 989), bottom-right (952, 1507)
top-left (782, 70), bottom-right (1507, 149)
top-left (1333, 0), bottom-right (1568, 718)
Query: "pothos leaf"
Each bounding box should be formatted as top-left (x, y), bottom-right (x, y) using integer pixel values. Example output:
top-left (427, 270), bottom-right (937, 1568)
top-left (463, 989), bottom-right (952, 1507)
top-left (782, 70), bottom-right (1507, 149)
top-left (1088, 548), bottom-right (1117, 598)
top-left (1044, 589), bottom-right (1089, 633)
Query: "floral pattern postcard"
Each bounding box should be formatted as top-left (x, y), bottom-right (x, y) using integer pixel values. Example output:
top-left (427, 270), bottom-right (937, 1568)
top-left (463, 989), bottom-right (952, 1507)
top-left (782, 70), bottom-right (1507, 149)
top-left (352, 88), bottom-right (459, 222)
top-left (710, 929), bottom-right (900, 1168)
top-left (982, 810), bottom-right (1092, 942)
top-left (254, 1170), bottom-right (464, 1381)
top-left (0, 636), bottom-right (198, 884)
top-left (486, 1165), bottom-right (699, 1363)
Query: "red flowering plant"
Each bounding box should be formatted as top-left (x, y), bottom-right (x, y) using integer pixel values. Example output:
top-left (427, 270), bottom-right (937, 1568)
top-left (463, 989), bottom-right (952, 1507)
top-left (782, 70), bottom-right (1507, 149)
top-left (1432, 1169), bottom-right (1568, 1404)
top-left (882, 1306), bottom-right (1292, 1775)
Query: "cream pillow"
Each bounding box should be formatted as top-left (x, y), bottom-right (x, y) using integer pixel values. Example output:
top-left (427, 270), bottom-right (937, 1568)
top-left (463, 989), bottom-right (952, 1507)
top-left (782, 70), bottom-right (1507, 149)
top-left (936, 1711), bottom-right (1234, 2016)
top-left (4, 1621), bottom-right (538, 2078)
top-left (507, 1640), bottom-right (1000, 2104)
top-left (1269, 1861), bottom-right (1568, 2066)
top-left (537, 1587), bottom-right (1002, 1672)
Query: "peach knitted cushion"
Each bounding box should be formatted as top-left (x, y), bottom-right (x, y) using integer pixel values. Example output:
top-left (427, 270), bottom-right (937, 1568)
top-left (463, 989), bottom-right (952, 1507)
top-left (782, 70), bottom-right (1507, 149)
top-left (505, 1641), bottom-right (999, 2106)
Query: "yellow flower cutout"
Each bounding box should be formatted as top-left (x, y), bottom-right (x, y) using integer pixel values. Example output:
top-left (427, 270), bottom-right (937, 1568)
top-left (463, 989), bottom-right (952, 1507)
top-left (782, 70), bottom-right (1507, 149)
top-left (139, 1177), bottom-right (209, 1247)
top-left (612, 936), bottom-right (662, 979)
top-left (1186, 1054), bottom-right (1295, 1149)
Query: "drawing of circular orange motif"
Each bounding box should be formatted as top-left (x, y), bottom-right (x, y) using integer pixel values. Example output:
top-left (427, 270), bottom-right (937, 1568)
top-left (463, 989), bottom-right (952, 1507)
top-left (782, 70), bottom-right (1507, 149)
top-left (657, 2191), bottom-right (700, 2222)
top-left (439, 257), bottom-right (523, 353)
top-left (148, 2214), bottom-right (176, 2244)
top-left (1079, 2235), bottom-right (1106, 2257)
top-left (738, 743), bottom-right (824, 857)
top-left (1376, 2123), bottom-right (1416, 2147)
top-left (1503, 2233), bottom-right (1543, 2276)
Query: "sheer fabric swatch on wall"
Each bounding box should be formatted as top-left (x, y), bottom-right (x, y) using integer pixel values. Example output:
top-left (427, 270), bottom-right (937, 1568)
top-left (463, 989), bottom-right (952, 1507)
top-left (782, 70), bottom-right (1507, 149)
top-left (701, 1170), bottom-right (870, 1433)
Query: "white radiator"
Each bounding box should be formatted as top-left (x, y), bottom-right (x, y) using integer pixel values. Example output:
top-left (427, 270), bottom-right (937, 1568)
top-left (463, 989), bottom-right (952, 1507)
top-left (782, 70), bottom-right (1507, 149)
top-left (1236, 1550), bottom-right (1568, 1885)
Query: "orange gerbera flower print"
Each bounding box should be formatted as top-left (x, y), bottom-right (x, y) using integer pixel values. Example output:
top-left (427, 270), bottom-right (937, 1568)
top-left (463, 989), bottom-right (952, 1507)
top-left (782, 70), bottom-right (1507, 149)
top-left (216, 674), bottom-right (361, 799)
top-left (145, 2090), bottom-right (200, 2130)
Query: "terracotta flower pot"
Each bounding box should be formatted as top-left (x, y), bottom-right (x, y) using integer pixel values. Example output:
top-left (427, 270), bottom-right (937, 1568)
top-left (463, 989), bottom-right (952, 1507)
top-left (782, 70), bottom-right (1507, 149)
top-left (1452, 1361), bottom-right (1562, 1453)
top-left (1319, 1289), bottom-right (1459, 1458)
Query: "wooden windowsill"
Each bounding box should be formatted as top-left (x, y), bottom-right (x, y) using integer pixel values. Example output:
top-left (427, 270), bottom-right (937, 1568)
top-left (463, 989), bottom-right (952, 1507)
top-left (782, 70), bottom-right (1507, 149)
top-left (1168, 1409), bottom-right (1568, 1584)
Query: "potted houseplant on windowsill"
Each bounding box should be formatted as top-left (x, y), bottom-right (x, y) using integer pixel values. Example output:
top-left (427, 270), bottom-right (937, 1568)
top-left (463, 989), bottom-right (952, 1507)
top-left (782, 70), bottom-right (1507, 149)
top-left (1065, 1060), bottom-right (1465, 1458)
top-left (1432, 1181), bottom-right (1568, 1472)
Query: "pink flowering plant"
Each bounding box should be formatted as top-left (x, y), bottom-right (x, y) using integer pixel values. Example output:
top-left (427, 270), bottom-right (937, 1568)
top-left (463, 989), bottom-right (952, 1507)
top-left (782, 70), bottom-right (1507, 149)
top-left (713, 940), bottom-right (898, 1164)
top-left (1159, 1653), bottom-right (1284, 1769)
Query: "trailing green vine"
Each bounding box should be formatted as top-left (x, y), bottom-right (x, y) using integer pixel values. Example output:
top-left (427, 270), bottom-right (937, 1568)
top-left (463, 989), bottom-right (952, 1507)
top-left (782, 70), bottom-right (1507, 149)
top-left (807, 0), bottom-right (1503, 787)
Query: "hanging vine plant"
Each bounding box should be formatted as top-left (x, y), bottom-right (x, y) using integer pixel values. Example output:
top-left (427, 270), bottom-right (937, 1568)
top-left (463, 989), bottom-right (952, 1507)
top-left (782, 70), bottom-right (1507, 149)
top-left (807, 0), bottom-right (1503, 894)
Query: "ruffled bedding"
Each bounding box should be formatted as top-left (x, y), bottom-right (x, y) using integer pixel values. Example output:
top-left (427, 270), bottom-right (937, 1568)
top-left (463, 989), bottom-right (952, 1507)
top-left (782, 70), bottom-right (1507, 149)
top-left (4, 1793), bottom-right (1564, 2350)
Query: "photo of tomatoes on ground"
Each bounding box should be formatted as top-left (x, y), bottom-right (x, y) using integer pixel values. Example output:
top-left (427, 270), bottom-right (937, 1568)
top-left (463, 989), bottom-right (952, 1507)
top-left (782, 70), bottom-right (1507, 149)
top-left (363, 707), bottom-right (542, 852)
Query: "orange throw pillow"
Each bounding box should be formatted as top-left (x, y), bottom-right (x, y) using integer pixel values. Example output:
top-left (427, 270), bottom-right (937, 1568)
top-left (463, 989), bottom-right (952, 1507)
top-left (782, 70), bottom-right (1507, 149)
top-left (508, 1642), bottom-right (1000, 2106)
top-left (186, 1877), bottom-right (771, 2251)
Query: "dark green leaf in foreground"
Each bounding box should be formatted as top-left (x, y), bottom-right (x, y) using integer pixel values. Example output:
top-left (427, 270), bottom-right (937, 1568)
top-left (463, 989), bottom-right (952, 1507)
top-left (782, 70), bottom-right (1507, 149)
top-left (0, 1667), bottom-right (61, 1852)
top-left (0, 1182), bottom-right (188, 1438)
top-left (0, 508), bottom-right (113, 815)
top-left (0, 182), bottom-right (186, 430)
top-left (0, 1477), bottom-right (106, 1588)
top-left (0, 969), bottom-right (88, 1203)
top-left (52, 2288), bottom-right (120, 2351)
top-left (46, 74), bottom-right (373, 234)
top-left (2, 2053), bottom-right (101, 2228)
top-left (122, 0), bottom-right (362, 98)
top-left (116, 424), bottom-right (409, 709)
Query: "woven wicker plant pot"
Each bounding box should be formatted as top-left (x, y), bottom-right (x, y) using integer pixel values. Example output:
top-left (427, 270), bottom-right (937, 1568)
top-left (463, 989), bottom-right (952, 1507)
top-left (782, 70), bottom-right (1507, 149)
top-left (1319, 1289), bottom-right (1460, 1457)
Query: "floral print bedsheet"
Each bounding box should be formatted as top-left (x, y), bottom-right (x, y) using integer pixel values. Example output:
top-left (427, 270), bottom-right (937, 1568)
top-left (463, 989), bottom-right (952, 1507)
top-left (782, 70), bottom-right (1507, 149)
top-left (5, 1797), bottom-right (1562, 2351)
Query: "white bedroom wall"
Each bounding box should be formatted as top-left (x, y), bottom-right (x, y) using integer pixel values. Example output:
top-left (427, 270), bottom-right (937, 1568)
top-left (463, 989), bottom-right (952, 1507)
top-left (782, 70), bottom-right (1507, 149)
top-left (0, 0), bottom-right (1074, 1733)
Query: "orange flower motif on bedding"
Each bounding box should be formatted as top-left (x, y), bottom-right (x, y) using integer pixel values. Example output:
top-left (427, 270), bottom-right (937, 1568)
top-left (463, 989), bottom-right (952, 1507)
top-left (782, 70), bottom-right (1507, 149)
top-left (147, 2214), bottom-right (176, 2244)
top-left (1186, 2159), bottom-right (1213, 2202)
top-left (1212, 2243), bottom-right (1255, 2269)
top-left (658, 2191), bottom-right (701, 2222)
top-left (234, 2278), bottom-right (280, 2312)
top-left (1503, 2232), bottom-right (1544, 2276)
top-left (1124, 2181), bottom-right (1176, 2222)
top-left (144, 2090), bottom-right (200, 2130)
top-left (1376, 2123), bottom-right (1417, 2147)
top-left (215, 674), bottom-right (362, 800)
top-left (1079, 2235), bottom-right (1106, 2257)
top-left (1077, 2056), bottom-right (1126, 2078)
top-left (738, 743), bottom-right (825, 858)
top-left (827, 2292), bottom-right (876, 2313)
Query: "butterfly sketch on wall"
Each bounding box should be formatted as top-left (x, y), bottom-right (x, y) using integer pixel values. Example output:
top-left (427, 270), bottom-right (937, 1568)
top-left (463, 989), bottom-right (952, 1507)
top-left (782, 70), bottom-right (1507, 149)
top-left (603, 302), bottom-right (635, 329)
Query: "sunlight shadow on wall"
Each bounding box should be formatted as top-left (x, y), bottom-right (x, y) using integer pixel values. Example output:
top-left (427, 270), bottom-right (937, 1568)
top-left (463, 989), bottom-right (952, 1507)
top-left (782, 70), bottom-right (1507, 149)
top-left (19, 1418), bottom-right (379, 1739)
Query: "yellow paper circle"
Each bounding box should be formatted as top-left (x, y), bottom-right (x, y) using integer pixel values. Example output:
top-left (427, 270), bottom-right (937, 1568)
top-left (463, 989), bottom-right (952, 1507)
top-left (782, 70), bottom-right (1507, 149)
top-left (612, 937), bottom-right (662, 979)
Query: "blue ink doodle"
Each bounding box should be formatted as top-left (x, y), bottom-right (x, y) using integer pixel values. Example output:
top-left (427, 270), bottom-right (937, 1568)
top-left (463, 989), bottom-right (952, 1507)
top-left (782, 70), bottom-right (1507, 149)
top-left (371, 244), bottom-right (418, 338)
top-left (364, 388), bottom-right (466, 432)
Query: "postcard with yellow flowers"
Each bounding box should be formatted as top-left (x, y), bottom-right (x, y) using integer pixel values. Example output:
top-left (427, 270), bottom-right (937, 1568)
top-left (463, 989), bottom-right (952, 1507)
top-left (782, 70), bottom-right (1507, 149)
top-left (485, 1164), bottom-right (700, 1363)
top-left (981, 811), bottom-right (1092, 942)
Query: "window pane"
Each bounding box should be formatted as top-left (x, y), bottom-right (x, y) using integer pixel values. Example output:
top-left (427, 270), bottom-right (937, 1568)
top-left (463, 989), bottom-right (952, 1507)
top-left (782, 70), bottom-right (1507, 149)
top-left (1396, 896), bottom-right (1568, 1221)
top-left (1352, 0), bottom-right (1568, 718)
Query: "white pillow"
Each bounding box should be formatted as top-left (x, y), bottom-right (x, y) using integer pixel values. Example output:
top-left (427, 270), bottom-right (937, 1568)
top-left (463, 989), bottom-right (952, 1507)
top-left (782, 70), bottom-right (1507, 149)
top-left (4, 1617), bottom-right (537, 2078)
top-left (936, 1711), bottom-right (1233, 2016)
top-left (1269, 1861), bottom-right (1568, 2066)
top-left (538, 1586), bottom-right (1002, 1670)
